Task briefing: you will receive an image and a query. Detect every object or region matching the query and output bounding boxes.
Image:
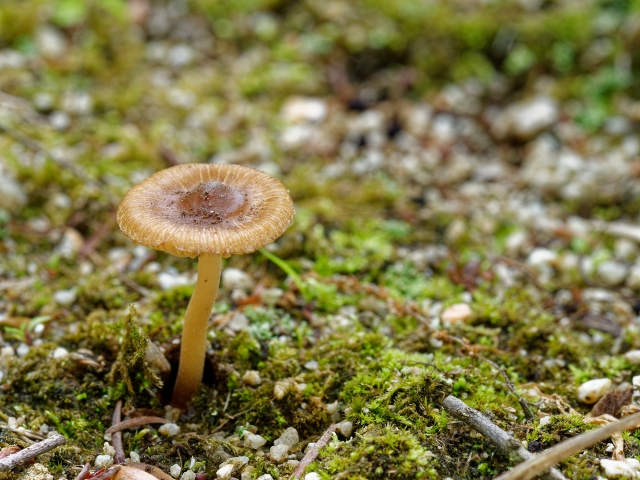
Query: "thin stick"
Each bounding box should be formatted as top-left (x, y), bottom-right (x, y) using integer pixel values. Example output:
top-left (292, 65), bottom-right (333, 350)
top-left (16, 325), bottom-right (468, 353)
top-left (106, 416), bottom-right (169, 434)
top-left (495, 411), bottom-right (640, 480)
top-left (290, 423), bottom-right (337, 480)
top-left (0, 433), bottom-right (66, 471)
top-left (477, 355), bottom-right (534, 420)
top-left (112, 400), bottom-right (125, 464)
top-left (74, 462), bottom-right (91, 480)
top-left (441, 396), bottom-right (566, 480)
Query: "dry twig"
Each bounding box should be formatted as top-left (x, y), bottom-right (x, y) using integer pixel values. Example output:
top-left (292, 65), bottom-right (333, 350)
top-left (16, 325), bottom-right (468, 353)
top-left (290, 423), bottom-right (337, 480)
top-left (112, 400), bottom-right (126, 464)
top-left (106, 416), bottom-right (169, 434)
top-left (441, 396), bottom-right (566, 480)
top-left (0, 433), bottom-right (66, 471)
top-left (73, 462), bottom-right (91, 480)
top-left (476, 355), bottom-right (534, 420)
top-left (495, 411), bottom-right (640, 480)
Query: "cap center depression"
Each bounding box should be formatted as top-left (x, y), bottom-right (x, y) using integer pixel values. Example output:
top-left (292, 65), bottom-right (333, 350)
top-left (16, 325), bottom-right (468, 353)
top-left (170, 180), bottom-right (249, 225)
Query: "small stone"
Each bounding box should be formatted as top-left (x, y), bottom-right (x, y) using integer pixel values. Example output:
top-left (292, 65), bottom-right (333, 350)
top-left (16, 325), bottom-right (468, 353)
top-left (304, 474), bottom-right (322, 480)
top-left (36, 26), bottom-right (67, 58)
top-left (243, 432), bottom-right (267, 449)
top-left (159, 423), bottom-right (180, 437)
top-left (600, 458), bottom-right (637, 478)
top-left (222, 268), bottom-right (254, 291)
top-left (62, 90), bottom-right (93, 115)
top-left (597, 261), bottom-right (628, 287)
top-left (242, 370), bottom-right (262, 386)
top-left (218, 456), bottom-right (249, 478)
top-left (527, 248), bottom-right (558, 269)
top-left (145, 341), bottom-right (171, 376)
top-left (51, 346), bottom-right (68, 360)
top-left (227, 312), bottom-right (249, 332)
top-left (216, 464), bottom-right (234, 480)
top-left (274, 427), bottom-right (299, 447)
top-left (492, 96), bottom-right (559, 141)
top-left (180, 472), bottom-right (196, 480)
top-left (170, 464), bottom-right (182, 478)
top-left (539, 416), bottom-right (551, 426)
top-left (269, 444), bottom-right (290, 463)
top-left (336, 420), bottom-right (353, 437)
top-left (625, 350), bottom-right (640, 365)
top-left (103, 442), bottom-right (116, 456)
top-left (49, 111), bottom-right (71, 130)
top-left (158, 272), bottom-right (190, 291)
top-left (626, 264), bottom-right (640, 290)
top-left (577, 378), bottom-right (612, 404)
top-left (441, 304), bottom-right (473, 324)
top-left (281, 97), bottom-right (327, 124)
top-left (256, 475), bottom-right (274, 480)
top-left (95, 455), bottom-right (113, 468)
top-left (130, 451), bottom-right (140, 463)
top-left (304, 360), bottom-right (319, 370)
top-left (55, 228), bottom-right (84, 259)
top-left (326, 401), bottom-right (339, 414)
top-left (16, 343), bottom-right (30, 358)
top-left (53, 289), bottom-right (77, 306)
top-left (0, 171), bottom-right (27, 214)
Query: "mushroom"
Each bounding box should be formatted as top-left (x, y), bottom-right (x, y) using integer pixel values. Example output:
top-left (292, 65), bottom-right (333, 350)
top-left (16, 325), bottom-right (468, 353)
top-left (117, 163), bottom-right (294, 409)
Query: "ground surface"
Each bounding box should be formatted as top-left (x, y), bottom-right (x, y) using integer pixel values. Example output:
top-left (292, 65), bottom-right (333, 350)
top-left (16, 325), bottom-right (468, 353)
top-left (1, 0), bottom-right (640, 479)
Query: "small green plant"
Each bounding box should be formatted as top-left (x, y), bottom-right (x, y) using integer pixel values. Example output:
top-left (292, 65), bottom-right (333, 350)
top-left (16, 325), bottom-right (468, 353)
top-left (2, 315), bottom-right (51, 344)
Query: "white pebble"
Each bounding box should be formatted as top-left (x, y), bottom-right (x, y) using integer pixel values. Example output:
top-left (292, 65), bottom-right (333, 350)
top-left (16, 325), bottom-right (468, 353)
top-left (130, 451), bottom-right (140, 463)
top-left (274, 427), bottom-right (299, 447)
top-left (281, 97), bottom-right (327, 124)
top-left (16, 343), bottom-right (30, 358)
top-left (269, 444), bottom-right (290, 463)
top-left (441, 304), bottom-right (473, 324)
top-left (242, 370), bottom-right (262, 386)
top-left (94, 455), bottom-right (113, 468)
top-left (227, 312), bottom-right (249, 332)
top-left (216, 464), bottom-right (234, 480)
top-left (52, 347), bottom-right (69, 359)
top-left (304, 360), bottom-right (319, 370)
top-left (158, 272), bottom-right (190, 291)
top-left (304, 474), bottom-right (322, 480)
top-left (244, 432), bottom-right (267, 449)
top-left (180, 472), bottom-right (196, 480)
top-left (326, 401), bottom-right (339, 414)
top-left (577, 378), bottom-right (612, 404)
top-left (256, 475), bottom-right (274, 480)
top-left (103, 442), bottom-right (116, 456)
top-left (597, 260), bottom-right (629, 287)
top-left (53, 289), bottom-right (77, 306)
top-left (170, 464), bottom-right (181, 478)
top-left (158, 423), bottom-right (180, 437)
top-left (221, 268), bottom-right (254, 291)
top-left (336, 420), bottom-right (353, 437)
top-left (539, 416), bottom-right (551, 426)
top-left (625, 350), bottom-right (640, 365)
top-left (600, 458), bottom-right (637, 478)
top-left (0, 172), bottom-right (27, 214)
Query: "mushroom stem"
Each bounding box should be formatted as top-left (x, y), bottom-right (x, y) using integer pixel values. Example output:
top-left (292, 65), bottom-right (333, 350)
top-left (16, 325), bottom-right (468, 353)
top-left (171, 254), bottom-right (221, 409)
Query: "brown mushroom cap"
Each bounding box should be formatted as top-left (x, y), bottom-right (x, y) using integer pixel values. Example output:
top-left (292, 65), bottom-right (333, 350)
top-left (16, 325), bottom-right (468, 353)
top-left (117, 164), bottom-right (294, 258)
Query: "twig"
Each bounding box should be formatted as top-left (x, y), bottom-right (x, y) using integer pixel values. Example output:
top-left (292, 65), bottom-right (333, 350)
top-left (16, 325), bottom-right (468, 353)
top-left (112, 400), bottom-right (125, 464)
top-left (290, 423), bottom-right (337, 480)
top-left (495, 411), bottom-right (640, 480)
top-left (476, 355), bottom-right (534, 420)
top-left (106, 416), bottom-right (169, 434)
top-left (0, 433), bottom-right (66, 471)
top-left (74, 462), bottom-right (91, 480)
top-left (90, 465), bottom-right (121, 480)
top-left (441, 396), bottom-right (566, 480)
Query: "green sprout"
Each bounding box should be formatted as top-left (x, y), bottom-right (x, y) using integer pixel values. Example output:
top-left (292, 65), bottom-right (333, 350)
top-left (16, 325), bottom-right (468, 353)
top-left (2, 315), bottom-right (52, 345)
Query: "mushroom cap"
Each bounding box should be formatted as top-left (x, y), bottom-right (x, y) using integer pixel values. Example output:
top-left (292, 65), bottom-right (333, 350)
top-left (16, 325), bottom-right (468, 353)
top-left (117, 163), bottom-right (294, 258)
